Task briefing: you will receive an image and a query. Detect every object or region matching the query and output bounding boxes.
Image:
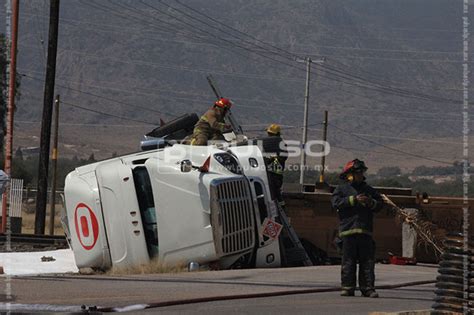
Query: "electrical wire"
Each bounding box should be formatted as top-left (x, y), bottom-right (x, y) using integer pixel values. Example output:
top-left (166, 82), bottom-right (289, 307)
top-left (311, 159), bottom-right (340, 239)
top-left (330, 145), bottom-right (460, 160)
top-left (20, 72), bottom-right (178, 117)
top-left (61, 100), bottom-right (157, 125)
top-left (153, 1), bottom-right (464, 102)
top-left (329, 124), bottom-right (454, 165)
top-left (165, 0), bottom-right (297, 61)
top-left (23, 3), bottom-right (464, 105)
top-left (20, 70), bottom-right (469, 124)
top-left (15, 120), bottom-right (147, 128)
top-left (17, 10), bottom-right (466, 65)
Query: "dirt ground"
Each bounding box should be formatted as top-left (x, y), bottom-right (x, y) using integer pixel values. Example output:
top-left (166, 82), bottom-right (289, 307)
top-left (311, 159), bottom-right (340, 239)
top-left (20, 203), bottom-right (64, 235)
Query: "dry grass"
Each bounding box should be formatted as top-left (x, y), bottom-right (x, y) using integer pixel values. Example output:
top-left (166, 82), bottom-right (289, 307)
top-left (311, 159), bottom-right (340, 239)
top-left (107, 259), bottom-right (187, 275)
top-left (20, 204), bottom-right (64, 235)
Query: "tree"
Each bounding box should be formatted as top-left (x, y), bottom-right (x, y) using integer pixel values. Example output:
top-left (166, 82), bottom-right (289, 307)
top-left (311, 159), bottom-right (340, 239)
top-left (377, 166), bottom-right (402, 177)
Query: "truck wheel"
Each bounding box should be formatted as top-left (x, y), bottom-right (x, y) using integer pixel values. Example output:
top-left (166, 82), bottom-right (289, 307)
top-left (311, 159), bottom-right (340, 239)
top-left (146, 113), bottom-right (199, 138)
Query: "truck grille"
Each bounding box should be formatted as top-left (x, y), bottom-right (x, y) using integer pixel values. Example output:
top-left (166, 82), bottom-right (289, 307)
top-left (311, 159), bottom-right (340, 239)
top-left (210, 178), bottom-right (255, 255)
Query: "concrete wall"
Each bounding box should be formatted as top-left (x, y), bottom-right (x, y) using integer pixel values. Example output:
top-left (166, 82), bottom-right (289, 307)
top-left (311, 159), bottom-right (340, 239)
top-left (284, 191), bottom-right (474, 263)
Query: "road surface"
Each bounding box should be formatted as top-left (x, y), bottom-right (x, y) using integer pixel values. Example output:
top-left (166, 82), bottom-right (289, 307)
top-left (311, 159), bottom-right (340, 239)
top-left (0, 264), bottom-right (438, 314)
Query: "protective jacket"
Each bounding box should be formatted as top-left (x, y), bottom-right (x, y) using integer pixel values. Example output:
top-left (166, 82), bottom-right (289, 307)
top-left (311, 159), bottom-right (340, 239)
top-left (191, 107), bottom-right (228, 145)
top-left (331, 181), bottom-right (383, 237)
top-left (263, 136), bottom-right (288, 175)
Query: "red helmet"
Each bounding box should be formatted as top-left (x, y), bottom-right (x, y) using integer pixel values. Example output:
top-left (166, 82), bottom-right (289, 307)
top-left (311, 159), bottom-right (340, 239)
top-left (340, 159), bottom-right (367, 179)
top-left (214, 98), bottom-right (232, 109)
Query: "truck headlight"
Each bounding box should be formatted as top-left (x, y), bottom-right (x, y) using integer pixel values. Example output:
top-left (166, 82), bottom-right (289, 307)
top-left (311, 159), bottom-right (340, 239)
top-left (214, 153), bottom-right (243, 175)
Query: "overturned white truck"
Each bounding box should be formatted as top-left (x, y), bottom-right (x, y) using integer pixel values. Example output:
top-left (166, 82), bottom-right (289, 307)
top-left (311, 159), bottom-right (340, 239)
top-left (63, 133), bottom-right (283, 270)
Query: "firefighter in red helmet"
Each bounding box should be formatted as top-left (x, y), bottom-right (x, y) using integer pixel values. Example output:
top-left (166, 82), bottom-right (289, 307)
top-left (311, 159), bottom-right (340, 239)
top-left (191, 98), bottom-right (233, 146)
top-left (331, 159), bottom-right (383, 298)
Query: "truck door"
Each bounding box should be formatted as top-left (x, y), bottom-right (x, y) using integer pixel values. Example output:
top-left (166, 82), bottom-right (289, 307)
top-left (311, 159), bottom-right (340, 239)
top-left (64, 171), bottom-right (111, 269)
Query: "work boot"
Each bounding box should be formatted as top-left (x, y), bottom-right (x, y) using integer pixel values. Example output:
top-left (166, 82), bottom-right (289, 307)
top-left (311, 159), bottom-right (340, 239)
top-left (362, 290), bottom-right (379, 298)
top-left (340, 289), bottom-right (355, 297)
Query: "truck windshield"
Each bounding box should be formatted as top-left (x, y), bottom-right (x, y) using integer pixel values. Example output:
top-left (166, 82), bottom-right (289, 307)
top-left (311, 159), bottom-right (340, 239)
top-left (132, 166), bottom-right (159, 259)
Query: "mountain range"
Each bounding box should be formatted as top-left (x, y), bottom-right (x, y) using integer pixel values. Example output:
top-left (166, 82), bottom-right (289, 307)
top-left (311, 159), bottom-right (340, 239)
top-left (1, 0), bottom-right (472, 172)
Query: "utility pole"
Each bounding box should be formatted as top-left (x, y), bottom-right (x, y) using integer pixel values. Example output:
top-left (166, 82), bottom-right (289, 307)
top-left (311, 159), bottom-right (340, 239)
top-left (319, 110), bottom-right (328, 183)
top-left (295, 57), bottom-right (324, 189)
top-left (2, 0), bottom-right (19, 233)
top-left (299, 57), bottom-right (311, 187)
top-left (49, 95), bottom-right (59, 235)
top-left (35, 0), bottom-right (60, 235)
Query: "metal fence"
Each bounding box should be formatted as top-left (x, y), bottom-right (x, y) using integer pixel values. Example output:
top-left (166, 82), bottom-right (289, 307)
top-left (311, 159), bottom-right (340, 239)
top-left (0, 178), bottom-right (24, 218)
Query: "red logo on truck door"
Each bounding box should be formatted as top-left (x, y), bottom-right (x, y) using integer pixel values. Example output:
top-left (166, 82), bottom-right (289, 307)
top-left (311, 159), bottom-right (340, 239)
top-left (74, 203), bottom-right (99, 250)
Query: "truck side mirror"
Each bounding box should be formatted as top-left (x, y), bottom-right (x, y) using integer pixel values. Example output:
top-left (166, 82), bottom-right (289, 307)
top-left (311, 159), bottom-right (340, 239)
top-left (181, 160), bottom-right (193, 173)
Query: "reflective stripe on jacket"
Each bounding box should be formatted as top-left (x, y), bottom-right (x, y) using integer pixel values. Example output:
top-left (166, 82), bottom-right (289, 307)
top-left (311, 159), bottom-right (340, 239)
top-left (331, 181), bottom-right (383, 237)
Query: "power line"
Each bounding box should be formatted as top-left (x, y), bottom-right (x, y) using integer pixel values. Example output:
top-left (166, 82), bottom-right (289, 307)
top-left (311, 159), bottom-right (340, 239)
top-left (330, 123), bottom-right (454, 165)
top-left (245, 120), bottom-right (462, 144)
top-left (311, 52), bottom-right (465, 64)
top-left (331, 145), bottom-right (459, 160)
top-left (16, 120), bottom-right (148, 128)
top-left (140, 1), bottom-right (463, 104)
top-left (323, 58), bottom-right (469, 92)
top-left (20, 72), bottom-right (178, 118)
top-left (170, 0), bottom-right (296, 61)
top-left (21, 70), bottom-right (469, 124)
top-left (169, 1), bottom-right (465, 56)
top-left (77, 0), bottom-right (307, 77)
top-left (18, 10), bottom-right (466, 65)
top-left (158, 0), bottom-right (466, 101)
top-left (298, 43), bottom-right (467, 55)
top-left (129, 0), bottom-right (306, 72)
top-left (336, 132), bottom-right (461, 145)
top-left (26, 3), bottom-right (465, 104)
top-left (31, 40), bottom-right (464, 104)
top-left (61, 100), bottom-right (157, 125)
top-left (22, 2), bottom-right (466, 110)
top-left (316, 63), bottom-right (461, 104)
top-left (18, 43), bottom-right (303, 83)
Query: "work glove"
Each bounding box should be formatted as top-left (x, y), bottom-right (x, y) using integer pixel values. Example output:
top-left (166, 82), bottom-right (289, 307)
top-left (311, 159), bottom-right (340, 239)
top-left (356, 194), bottom-right (375, 208)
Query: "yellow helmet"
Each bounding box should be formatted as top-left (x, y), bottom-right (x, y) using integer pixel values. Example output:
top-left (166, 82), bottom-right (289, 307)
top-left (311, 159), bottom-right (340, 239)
top-left (266, 123), bottom-right (281, 135)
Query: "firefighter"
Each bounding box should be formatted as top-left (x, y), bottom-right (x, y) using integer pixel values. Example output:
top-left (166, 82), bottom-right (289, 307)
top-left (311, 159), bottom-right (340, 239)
top-left (263, 124), bottom-right (288, 207)
top-left (190, 98), bottom-right (233, 146)
top-left (331, 159), bottom-right (383, 298)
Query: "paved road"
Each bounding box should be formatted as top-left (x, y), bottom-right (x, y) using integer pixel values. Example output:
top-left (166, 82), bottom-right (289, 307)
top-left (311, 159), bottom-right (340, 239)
top-left (0, 264), bottom-right (438, 314)
top-left (150, 285), bottom-right (435, 315)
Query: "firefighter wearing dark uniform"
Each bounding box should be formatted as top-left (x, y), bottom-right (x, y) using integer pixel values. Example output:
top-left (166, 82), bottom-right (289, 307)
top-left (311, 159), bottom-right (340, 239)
top-left (331, 159), bottom-right (383, 298)
top-left (264, 124), bottom-right (288, 207)
top-left (190, 98), bottom-right (232, 146)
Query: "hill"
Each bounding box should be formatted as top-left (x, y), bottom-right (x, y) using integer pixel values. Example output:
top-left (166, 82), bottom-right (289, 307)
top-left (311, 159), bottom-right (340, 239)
top-left (1, 0), bottom-right (469, 171)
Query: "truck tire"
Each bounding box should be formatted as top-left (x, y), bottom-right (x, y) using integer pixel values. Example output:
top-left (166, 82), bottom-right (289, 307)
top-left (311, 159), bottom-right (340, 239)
top-left (146, 113), bottom-right (199, 138)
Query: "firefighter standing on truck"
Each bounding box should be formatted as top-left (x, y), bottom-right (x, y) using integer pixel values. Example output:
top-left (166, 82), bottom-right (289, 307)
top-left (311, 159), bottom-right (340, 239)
top-left (190, 98), bottom-right (233, 146)
top-left (331, 159), bottom-right (383, 298)
top-left (264, 124), bottom-right (288, 207)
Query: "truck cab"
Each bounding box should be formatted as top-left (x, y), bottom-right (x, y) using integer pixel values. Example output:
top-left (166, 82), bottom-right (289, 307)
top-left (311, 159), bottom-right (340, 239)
top-left (63, 143), bottom-right (281, 270)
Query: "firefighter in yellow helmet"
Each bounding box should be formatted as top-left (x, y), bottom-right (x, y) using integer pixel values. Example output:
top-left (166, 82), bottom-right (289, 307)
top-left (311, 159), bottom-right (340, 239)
top-left (190, 98), bottom-right (233, 146)
top-left (263, 124), bottom-right (288, 207)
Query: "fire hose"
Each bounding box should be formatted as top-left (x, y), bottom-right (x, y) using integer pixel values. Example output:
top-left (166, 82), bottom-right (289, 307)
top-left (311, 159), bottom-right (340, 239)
top-left (93, 279), bottom-right (436, 313)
